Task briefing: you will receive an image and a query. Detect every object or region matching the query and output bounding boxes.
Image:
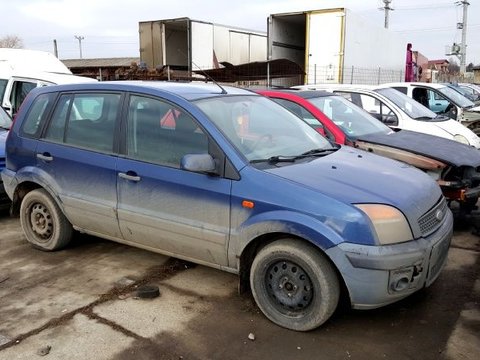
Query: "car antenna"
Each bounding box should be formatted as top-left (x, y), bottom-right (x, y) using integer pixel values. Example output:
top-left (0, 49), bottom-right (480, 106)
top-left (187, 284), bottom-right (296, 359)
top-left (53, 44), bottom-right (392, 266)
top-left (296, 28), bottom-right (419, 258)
top-left (176, 48), bottom-right (227, 94)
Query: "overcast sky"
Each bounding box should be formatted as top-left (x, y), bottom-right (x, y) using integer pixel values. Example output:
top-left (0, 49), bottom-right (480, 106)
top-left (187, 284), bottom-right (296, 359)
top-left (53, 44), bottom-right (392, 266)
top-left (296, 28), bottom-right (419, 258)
top-left (1, 0), bottom-right (479, 64)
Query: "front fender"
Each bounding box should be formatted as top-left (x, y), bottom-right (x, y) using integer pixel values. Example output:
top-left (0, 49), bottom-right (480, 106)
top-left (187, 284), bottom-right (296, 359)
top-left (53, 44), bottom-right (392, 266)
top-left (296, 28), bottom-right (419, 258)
top-left (229, 210), bottom-right (348, 268)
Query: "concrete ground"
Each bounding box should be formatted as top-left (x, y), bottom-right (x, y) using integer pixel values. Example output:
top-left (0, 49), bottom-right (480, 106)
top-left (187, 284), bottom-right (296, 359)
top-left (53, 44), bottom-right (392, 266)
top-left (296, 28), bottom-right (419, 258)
top-left (0, 210), bottom-right (478, 360)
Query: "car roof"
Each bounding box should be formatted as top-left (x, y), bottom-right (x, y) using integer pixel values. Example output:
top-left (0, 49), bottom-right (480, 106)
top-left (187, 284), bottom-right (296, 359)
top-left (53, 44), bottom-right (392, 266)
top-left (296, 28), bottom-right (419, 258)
top-left (259, 89), bottom-right (334, 99)
top-left (29, 81), bottom-right (255, 101)
top-left (296, 83), bottom-right (377, 91)
top-left (381, 82), bottom-right (446, 89)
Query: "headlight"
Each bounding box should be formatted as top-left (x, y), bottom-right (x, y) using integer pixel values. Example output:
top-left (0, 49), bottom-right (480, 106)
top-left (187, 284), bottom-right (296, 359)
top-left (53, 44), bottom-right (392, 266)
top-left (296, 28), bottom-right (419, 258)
top-left (354, 204), bottom-right (413, 245)
top-left (454, 134), bottom-right (470, 145)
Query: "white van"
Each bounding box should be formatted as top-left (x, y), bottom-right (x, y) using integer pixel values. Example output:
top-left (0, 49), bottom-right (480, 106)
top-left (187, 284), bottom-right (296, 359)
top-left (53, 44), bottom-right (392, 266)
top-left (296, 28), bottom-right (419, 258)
top-left (0, 48), bottom-right (96, 116)
top-left (295, 83), bottom-right (480, 148)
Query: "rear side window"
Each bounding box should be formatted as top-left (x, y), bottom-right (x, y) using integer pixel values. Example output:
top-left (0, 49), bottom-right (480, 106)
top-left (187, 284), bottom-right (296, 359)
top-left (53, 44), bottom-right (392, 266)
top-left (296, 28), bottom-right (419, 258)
top-left (20, 93), bottom-right (55, 137)
top-left (44, 93), bottom-right (121, 153)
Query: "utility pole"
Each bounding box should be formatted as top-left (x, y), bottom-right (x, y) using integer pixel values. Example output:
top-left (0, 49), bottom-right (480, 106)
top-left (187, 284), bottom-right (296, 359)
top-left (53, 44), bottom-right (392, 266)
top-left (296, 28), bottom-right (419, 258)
top-left (74, 35), bottom-right (84, 59)
top-left (381, 0), bottom-right (394, 29)
top-left (456, 1), bottom-right (469, 74)
top-left (53, 39), bottom-right (58, 58)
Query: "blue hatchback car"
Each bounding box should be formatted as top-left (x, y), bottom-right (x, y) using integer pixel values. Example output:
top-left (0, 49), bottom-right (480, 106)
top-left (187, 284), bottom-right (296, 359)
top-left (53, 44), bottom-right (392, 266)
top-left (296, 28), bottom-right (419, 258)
top-left (1, 82), bottom-right (453, 331)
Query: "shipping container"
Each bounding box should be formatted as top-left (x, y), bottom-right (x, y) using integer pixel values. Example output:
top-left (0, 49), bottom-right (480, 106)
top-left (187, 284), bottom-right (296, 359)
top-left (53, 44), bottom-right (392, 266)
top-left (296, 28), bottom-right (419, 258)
top-left (268, 8), bottom-right (407, 85)
top-left (139, 18), bottom-right (267, 72)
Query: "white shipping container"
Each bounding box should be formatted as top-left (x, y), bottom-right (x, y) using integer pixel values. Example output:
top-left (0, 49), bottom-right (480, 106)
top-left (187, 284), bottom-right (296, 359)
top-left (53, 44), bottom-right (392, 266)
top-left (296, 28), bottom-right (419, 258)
top-left (268, 8), bottom-right (407, 84)
top-left (139, 18), bottom-right (267, 71)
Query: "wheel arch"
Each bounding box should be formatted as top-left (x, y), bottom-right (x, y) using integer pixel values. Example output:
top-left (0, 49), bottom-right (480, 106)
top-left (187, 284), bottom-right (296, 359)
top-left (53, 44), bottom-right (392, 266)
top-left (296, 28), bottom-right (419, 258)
top-left (237, 231), bottom-right (351, 308)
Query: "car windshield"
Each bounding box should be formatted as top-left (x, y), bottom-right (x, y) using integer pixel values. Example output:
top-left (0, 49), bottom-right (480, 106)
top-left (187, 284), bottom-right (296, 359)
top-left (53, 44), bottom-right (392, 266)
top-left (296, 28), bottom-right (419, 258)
top-left (194, 95), bottom-right (335, 162)
top-left (307, 95), bottom-right (393, 137)
top-left (0, 106), bottom-right (12, 130)
top-left (375, 88), bottom-right (438, 120)
top-left (438, 85), bottom-right (475, 108)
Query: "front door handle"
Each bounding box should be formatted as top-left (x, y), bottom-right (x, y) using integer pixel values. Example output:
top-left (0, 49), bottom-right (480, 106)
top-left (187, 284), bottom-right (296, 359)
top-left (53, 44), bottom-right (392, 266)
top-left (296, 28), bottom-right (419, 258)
top-left (118, 171), bottom-right (141, 182)
top-left (37, 153), bottom-right (53, 162)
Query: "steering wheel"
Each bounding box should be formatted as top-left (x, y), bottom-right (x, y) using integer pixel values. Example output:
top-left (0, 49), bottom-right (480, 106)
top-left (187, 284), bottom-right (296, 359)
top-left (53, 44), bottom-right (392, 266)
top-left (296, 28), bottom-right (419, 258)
top-left (250, 134), bottom-right (274, 151)
top-left (444, 103), bottom-right (454, 114)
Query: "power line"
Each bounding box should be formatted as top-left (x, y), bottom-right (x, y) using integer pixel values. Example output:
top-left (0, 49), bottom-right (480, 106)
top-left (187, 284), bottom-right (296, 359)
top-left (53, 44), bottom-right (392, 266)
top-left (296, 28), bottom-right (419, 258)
top-left (394, 23), bottom-right (480, 33)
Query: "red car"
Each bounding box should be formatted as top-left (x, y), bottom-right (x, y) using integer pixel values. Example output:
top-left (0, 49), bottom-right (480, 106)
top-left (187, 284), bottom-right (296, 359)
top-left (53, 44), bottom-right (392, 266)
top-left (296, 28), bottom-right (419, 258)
top-left (258, 89), bottom-right (480, 216)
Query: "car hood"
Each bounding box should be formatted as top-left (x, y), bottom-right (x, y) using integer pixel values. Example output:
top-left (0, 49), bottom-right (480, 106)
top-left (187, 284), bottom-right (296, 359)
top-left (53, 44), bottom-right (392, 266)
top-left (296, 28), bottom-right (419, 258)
top-left (356, 130), bottom-right (480, 167)
top-left (0, 130), bottom-right (7, 158)
top-left (265, 147), bottom-right (441, 221)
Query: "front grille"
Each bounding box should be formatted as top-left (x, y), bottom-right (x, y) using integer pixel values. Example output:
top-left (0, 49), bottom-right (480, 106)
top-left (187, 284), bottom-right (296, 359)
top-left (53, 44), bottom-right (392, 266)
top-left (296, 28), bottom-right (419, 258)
top-left (418, 197), bottom-right (448, 236)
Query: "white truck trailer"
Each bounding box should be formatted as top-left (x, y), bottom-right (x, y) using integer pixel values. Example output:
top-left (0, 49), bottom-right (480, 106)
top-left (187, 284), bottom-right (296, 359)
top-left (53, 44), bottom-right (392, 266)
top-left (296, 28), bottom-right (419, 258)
top-left (268, 8), bottom-right (407, 85)
top-left (139, 18), bottom-right (267, 72)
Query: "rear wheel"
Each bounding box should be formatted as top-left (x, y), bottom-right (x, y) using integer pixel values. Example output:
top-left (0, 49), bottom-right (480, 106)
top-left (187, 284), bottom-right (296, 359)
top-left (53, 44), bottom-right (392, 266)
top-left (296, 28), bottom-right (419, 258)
top-left (20, 189), bottom-right (73, 251)
top-left (250, 239), bottom-right (340, 331)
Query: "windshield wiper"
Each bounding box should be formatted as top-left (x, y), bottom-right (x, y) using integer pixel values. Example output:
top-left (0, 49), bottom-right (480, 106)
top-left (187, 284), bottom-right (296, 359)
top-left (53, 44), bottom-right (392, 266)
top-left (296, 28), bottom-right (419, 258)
top-left (0, 125), bottom-right (10, 130)
top-left (250, 148), bottom-right (338, 164)
top-left (413, 116), bottom-right (435, 120)
top-left (300, 148), bottom-right (338, 156)
top-left (250, 156), bottom-right (297, 164)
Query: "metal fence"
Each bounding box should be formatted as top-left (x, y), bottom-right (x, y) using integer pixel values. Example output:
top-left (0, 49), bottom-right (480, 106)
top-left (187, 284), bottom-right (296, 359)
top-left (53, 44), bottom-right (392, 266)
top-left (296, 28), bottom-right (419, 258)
top-left (231, 64), bottom-right (406, 88)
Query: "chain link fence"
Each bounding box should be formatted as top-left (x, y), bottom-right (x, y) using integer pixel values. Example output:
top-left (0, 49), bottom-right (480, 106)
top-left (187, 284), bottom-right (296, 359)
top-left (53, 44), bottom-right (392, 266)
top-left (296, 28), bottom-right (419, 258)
top-left (231, 64), bottom-right (406, 88)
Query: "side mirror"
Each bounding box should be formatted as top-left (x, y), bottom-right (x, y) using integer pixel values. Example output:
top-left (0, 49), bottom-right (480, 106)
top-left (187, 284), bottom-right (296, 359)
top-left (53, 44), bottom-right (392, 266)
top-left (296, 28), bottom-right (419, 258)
top-left (181, 154), bottom-right (217, 174)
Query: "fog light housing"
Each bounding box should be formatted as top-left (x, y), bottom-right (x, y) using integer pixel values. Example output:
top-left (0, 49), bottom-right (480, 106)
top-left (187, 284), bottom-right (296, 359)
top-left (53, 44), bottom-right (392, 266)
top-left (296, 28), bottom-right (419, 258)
top-left (389, 267), bottom-right (414, 293)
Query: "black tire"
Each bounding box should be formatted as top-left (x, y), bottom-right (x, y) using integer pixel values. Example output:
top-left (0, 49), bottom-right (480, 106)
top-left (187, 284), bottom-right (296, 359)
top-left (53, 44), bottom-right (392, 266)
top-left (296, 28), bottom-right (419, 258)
top-left (20, 189), bottom-right (73, 251)
top-left (250, 239), bottom-right (340, 331)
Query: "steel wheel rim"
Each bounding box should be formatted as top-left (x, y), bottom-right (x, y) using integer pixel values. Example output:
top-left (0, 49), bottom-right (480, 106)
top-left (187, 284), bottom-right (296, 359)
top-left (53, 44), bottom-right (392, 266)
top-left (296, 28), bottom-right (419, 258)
top-left (29, 203), bottom-right (53, 242)
top-left (265, 260), bottom-right (313, 314)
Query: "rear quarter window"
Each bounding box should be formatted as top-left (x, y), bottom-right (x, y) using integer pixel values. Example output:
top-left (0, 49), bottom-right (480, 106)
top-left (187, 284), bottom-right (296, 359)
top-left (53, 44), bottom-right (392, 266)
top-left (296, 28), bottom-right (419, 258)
top-left (20, 93), bottom-right (55, 138)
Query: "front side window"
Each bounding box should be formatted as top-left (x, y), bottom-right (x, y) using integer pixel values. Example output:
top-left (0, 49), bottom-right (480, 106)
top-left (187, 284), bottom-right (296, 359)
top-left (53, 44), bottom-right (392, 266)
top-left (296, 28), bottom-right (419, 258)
top-left (335, 91), bottom-right (398, 125)
top-left (272, 97), bottom-right (335, 141)
top-left (307, 95), bottom-right (392, 138)
top-left (44, 93), bottom-right (120, 153)
top-left (126, 95), bottom-right (208, 167)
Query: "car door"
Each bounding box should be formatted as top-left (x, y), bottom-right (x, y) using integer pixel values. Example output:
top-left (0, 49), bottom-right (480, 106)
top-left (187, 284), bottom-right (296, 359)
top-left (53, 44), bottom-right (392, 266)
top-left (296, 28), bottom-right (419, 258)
top-left (36, 91), bottom-right (123, 239)
top-left (116, 94), bottom-right (232, 266)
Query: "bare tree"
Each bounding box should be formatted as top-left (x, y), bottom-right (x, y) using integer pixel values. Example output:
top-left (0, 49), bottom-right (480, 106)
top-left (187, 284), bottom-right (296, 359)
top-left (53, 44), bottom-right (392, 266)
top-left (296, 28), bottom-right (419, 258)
top-left (447, 57), bottom-right (460, 74)
top-left (0, 35), bottom-right (24, 49)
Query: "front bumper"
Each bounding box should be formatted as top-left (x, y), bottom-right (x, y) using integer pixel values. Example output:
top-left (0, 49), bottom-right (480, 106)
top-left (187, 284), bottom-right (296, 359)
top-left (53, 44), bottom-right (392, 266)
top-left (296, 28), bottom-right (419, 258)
top-left (326, 207), bottom-right (453, 309)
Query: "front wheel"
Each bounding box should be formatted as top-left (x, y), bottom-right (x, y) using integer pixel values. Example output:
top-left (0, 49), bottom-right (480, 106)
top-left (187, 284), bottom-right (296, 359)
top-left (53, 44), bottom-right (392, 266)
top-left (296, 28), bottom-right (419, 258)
top-left (20, 189), bottom-right (73, 251)
top-left (250, 239), bottom-right (340, 331)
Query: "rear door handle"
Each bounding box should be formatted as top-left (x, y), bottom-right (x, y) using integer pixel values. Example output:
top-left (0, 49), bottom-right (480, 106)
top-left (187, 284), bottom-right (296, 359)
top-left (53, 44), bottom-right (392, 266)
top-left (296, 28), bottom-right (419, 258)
top-left (118, 171), bottom-right (141, 182)
top-left (37, 153), bottom-right (53, 162)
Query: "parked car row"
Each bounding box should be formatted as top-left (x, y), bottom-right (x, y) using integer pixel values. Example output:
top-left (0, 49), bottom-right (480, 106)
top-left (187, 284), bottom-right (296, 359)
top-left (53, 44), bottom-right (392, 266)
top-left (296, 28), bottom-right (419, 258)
top-left (259, 89), bottom-right (480, 215)
top-left (2, 81), bottom-right (454, 332)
